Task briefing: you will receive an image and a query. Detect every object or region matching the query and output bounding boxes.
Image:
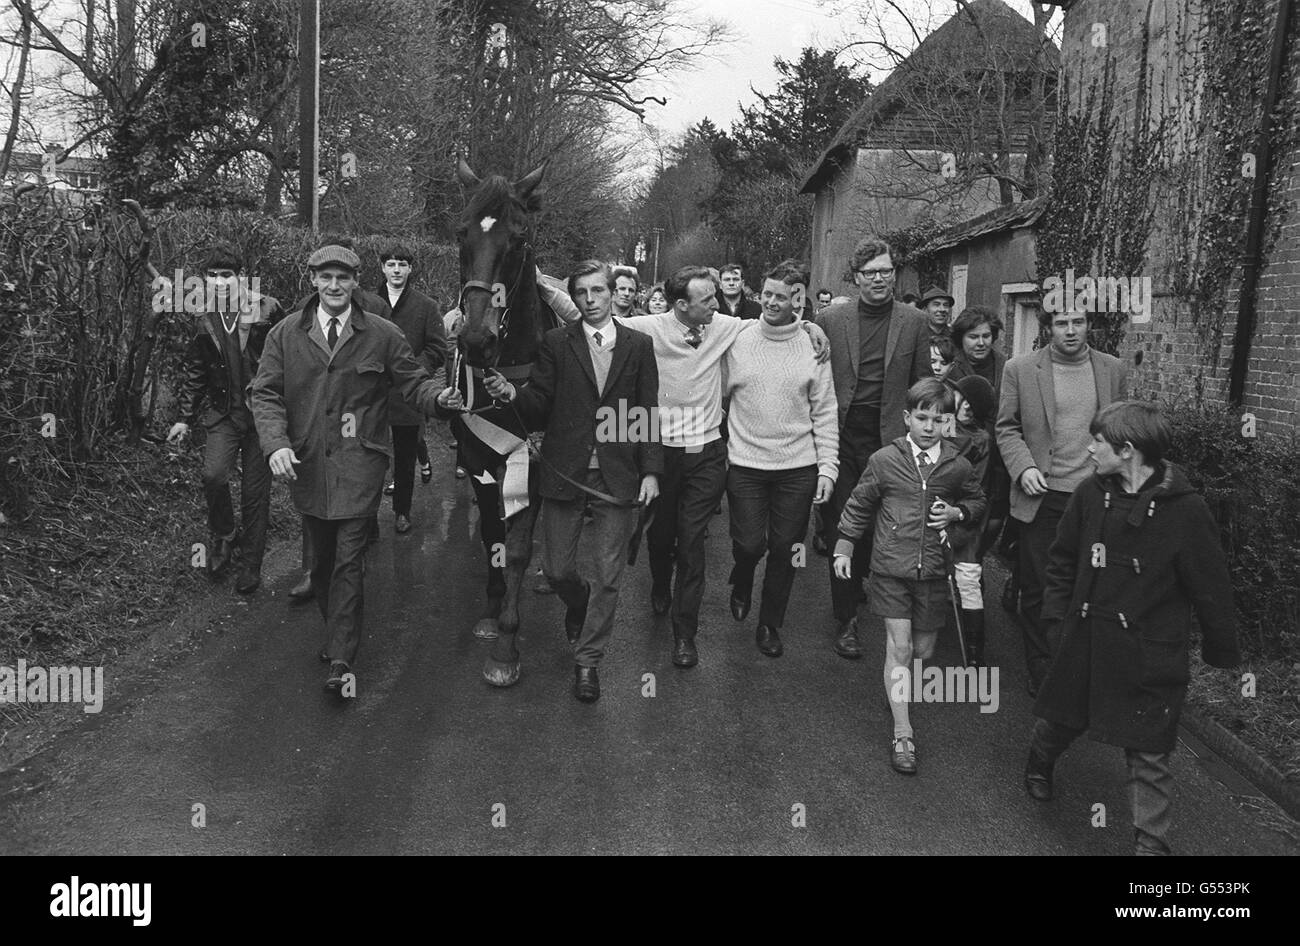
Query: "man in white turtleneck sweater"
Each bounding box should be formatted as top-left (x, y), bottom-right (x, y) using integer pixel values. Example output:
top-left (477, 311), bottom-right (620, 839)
top-left (723, 261), bottom-right (839, 657)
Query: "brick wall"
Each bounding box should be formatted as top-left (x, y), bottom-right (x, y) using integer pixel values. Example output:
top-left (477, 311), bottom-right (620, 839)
top-left (1060, 0), bottom-right (1300, 434)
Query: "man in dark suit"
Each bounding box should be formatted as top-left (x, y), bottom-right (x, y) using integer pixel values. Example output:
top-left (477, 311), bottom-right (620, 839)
top-left (715, 263), bottom-right (763, 319)
top-left (996, 307), bottom-right (1128, 695)
top-left (817, 236), bottom-right (931, 658)
top-left (167, 243), bottom-right (283, 594)
top-left (483, 260), bottom-right (662, 703)
top-left (251, 244), bottom-right (446, 694)
top-left (377, 244), bottom-right (447, 534)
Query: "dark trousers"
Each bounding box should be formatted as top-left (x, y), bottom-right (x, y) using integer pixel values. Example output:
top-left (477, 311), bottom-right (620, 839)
top-left (1031, 718), bottom-right (1173, 854)
top-left (727, 464), bottom-right (818, 629)
top-left (203, 415), bottom-right (270, 569)
top-left (304, 515), bottom-right (371, 666)
top-left (391, 424), bottom-right (420, 517)
top-left (1019, 489), bottom-right (1073, 686)
top-left (825, 404), bottom-right (881, 623)
top-left (541, 470), bottom-right (640, 667)
top-left (647, 439), bottom-right (728, 640)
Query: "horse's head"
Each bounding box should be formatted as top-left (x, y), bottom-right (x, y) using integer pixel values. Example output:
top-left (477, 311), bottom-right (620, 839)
top-left (455, 157), bottom-right (546, 366)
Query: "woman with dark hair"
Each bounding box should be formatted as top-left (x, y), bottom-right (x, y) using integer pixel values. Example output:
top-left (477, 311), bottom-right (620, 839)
top-left (646, 284), bottom-right (670, 314)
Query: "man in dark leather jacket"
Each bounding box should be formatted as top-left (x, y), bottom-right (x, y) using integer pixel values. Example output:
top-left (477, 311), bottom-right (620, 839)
top-left (167, 244), bottom-right (284, 592)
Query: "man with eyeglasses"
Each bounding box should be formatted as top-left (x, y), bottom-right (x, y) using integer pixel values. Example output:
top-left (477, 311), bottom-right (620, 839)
top-left (817, 237), bottom-right (931, 659)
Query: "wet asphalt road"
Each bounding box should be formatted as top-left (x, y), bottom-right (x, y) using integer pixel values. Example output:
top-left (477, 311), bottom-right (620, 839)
top-left (0, 444), bottom-right (1295, 856)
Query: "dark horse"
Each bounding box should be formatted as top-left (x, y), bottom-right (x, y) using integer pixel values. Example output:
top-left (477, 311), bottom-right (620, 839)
top-left (449, 157), bottom-right (557, 686)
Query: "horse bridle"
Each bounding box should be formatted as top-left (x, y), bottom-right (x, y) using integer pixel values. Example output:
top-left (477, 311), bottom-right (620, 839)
top-left (450, 240), bottom-right (533, 414)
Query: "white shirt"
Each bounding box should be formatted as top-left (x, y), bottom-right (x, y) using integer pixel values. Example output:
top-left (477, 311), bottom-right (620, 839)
top-left (317, 304), bottom-right (352, 337)
top-left (387, 285), bottom-right (403, 309)
top-left (582, 317), bottom-right (616, 347)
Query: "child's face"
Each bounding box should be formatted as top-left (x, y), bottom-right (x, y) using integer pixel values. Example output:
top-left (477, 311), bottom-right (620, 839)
top-left (930, 346), bottom-right (952, 380)
top-left (954, 391), bottom-right (974, 424)
top-left (1087, 433), bottom-right (1128, 476)
top-left (905, 404), bottom-right (943, 450)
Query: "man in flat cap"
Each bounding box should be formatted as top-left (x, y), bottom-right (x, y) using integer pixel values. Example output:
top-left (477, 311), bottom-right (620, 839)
top-left (251, 244), bottom-right (448, 694)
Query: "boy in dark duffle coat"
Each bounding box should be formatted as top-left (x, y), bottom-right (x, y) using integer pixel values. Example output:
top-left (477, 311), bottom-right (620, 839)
top-left (480, 260), bottom-right (662, 703)
top-left (251, 244), bottom-right (446, 694)
top-left (1023, 401), bottom-right (1240, 855)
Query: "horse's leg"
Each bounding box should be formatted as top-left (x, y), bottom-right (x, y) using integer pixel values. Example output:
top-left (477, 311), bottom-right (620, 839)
top-left (470, 476), bottom-right (506, 640)
top-left (483, 501), bottom-right (539, 687)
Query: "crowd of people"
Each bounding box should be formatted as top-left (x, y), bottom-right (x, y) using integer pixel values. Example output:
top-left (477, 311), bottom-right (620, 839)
top-left (169, 234), bottom-right (1239, 856)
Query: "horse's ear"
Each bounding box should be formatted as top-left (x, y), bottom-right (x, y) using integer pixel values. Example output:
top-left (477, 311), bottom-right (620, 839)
top-left (456, 157), bottom-right (481, 187)
top-left (513, 161), bottom-right (547, 199)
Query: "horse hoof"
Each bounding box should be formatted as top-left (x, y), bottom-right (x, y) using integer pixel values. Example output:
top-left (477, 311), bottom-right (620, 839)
top-left (472, 618), bottom-right (500, 641)
top-left (483, 659), bottom-right (520, 688)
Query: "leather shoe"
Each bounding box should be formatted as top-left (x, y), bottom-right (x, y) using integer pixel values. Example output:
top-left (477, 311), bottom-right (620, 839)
top-left (574, 665), bottom-right (600, 703)
top-left (288, 573), bottom-right (314, 601)
top-left (383, 481), bottom-right (395, 495)
top-left (395, 514), bottom-right (412, 534)
top-left (833, 618), bottom-right (862, 659)
top-left (890, 736), bottom-right (918, 775)
top-left (209, 536), bottom-right (235, 577)
top-left (565, 581), bottom-right (590, 645)
top-left (729, 589), bottom-right (751, 622)
top-left (756, 624), bottom-right (782, 657)
top-left (672, 637), bottom-right (698, 668)
top-left (651, 583), bottom-right (671, 615)
top-left (234, 566), bottom-right (261, 594)
top-left (1024, 748), bottom-right (1055, 801)
top-left (420, 461), bottom-right (433, 484)
top-left (318, 648), bottom-right (330, 664)
top-left (325, 661), bottom-right (350, 692)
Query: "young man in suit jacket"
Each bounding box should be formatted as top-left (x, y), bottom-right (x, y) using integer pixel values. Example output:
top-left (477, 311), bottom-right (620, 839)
top-left (377, 244), bottom-right (447, 534)
top-left (483, 260), bottom-right (662, 703)
top-left (816, 237), bottom-right (931, 659)
top-left (995, 308), bottom-right (1128, 695)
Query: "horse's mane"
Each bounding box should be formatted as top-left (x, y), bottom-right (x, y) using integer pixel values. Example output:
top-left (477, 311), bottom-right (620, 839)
top-left (460, 174), bottom-right (542, 228)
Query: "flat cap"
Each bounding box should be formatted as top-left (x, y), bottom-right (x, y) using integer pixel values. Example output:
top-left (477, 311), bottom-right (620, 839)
top-left (307, 244), bottom-right (361, 272)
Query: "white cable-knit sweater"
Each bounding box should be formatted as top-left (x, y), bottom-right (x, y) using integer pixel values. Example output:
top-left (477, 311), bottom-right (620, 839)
top-left (723, 317), bottom-right (839, 480)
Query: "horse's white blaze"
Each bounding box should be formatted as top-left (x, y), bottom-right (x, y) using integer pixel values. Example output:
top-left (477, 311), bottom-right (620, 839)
top-left (480, 215), bottom-right (497, 233)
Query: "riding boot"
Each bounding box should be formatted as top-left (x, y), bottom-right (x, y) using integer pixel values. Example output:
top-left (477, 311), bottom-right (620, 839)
top-left (963, 609), bottom-right (985, 668)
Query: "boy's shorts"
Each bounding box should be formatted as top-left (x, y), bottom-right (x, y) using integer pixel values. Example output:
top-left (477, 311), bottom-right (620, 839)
top-left (869, 574), bottom-right (949, 631)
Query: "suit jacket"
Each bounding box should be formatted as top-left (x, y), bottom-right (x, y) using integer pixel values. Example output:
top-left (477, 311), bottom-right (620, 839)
top-left (816, 297), bottom-right (931, 442)
top-left (715, 288), bottom-right (762, 320)
top-left (513, 318), bottom-right (664, 502)
top-left (376, 284), bottom-right (448, 425)
top-left (995, 345), bottom-right (1129, 523)
top-left (250, 297), bottom-right (443, 519)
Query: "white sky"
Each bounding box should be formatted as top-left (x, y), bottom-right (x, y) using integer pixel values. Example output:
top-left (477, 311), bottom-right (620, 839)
top-left (647, 0), bottom-right (1058, 139)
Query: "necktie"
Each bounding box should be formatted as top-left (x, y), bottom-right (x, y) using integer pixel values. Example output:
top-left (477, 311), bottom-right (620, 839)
top-left (593, 331), bottom-right (603, 347)
top-left (327, 317), bottom-right (339, 350)
top-left (918, 453), bottom-right (933, 479)
top-left (686, 327), bottom-right (702, 349)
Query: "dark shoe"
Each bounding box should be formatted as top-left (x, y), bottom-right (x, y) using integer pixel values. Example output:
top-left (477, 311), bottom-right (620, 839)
top-left (289, 573), bottom-right (314, 601)
top-left (383, 481), bottom-right (395, 495)
top-left (234, 566), bottom-right (261, 594)
top-left (812, 532), bottom-right (828, 556)
top-left (651, 583), bottom-right (671, 616)
top-left (672, 637), bottom-right (698, 668)
top-left (565, 582), bottom-right (590, 645)
top-left (1024, 746), bottom-right (1055, 801)
top-left (395, 514), bottom-right (412, 534)
top-left (318, 648), bottom-right (330, 663)
top-left (729, 589), bottom-right (751, 622)
top-left (209, 536), bottom-right (235, 577)
top-left (420, 461), bottom-right (433, 484)
top-left (455, 466), bottom-right (467, 479)
top-left (574, 665), bottom-right (600, 703)
top-left (890, 736), bottom-right (918, 775)
top-left (756, 624), bottom-right (783, 657)
top-left (962, 609), bottom-right (985, 668)
top-left (325, 661), bottom-right (350, 692)
top-left (833, 618), bottom-right (862, 659)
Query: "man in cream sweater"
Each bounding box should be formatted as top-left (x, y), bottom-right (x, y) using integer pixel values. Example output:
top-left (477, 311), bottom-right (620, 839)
top-left (723, 260), bottom-right (839, 657)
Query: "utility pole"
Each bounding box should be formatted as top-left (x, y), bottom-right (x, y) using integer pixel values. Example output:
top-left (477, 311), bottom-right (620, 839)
top-left (652, 227), bottom-right (663, 284)
top-left (298, 0), bottom-right (320, 229)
